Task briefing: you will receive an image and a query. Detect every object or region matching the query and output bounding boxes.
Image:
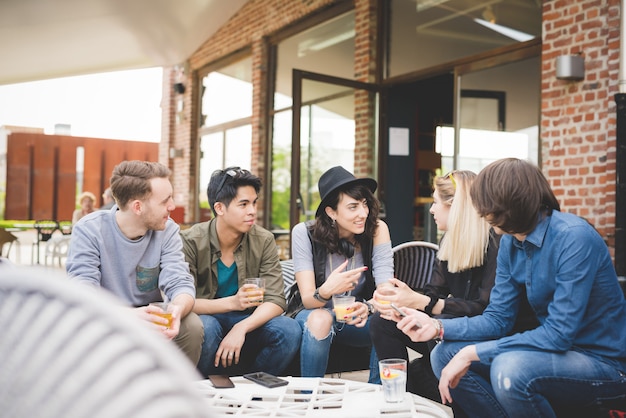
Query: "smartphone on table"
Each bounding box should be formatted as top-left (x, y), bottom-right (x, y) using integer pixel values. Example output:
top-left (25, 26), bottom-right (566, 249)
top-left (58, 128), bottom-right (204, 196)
top-left (208, 374), bottom-right (235, 388)
top-left (243, 372), bottom-right (289, 388)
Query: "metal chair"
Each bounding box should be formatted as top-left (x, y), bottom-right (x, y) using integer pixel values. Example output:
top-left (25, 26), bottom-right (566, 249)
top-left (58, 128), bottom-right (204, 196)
top-left (58, 220), bottom-right (73, 235)
top-left (0, 266), bottom-right (212, 417)
top-left (31, 220), bottom-right (58, 264)
top-left (392, 241), bottom-right (439, 291)
top-left (280, 258), bottom-right (296, 300)
top-left (44, 235), bottom-right (72, 267)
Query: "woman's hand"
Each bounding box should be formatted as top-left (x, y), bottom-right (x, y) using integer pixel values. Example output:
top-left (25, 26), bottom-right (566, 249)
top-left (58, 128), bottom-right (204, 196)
top-left (320, 259), bottom-right (368, 296)
top-left (344, 301), bottom-right (370, 327)
top-left (387, 278), bottom-right (430, 309)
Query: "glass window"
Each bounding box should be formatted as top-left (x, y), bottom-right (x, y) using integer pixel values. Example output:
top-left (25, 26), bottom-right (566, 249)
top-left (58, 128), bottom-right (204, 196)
top-left (198, 126), bottom-right (252, 210)
top-left (198, 55), bottom-right (253, 216)
top-left (389, 0), bottom-right (542, 77)
top-left (271, 11), bottom-right (357, 229)
top-left (201, 57), bottom-right (252, 126)
top-left (436, 56), bottom-right (541, 173)
top-left (274, 11), bottom-right (355, 110)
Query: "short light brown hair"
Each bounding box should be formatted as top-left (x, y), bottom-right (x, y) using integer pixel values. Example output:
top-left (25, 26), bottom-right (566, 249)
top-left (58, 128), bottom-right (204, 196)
top-left (110, 161), bottom-right (170, 209)
top-left (470, 158), bottom-right (560, 235)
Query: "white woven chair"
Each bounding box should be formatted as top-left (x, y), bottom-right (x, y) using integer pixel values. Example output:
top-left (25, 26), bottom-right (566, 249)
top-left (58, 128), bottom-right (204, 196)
top-left (0, 267), bottom-right (212, 418)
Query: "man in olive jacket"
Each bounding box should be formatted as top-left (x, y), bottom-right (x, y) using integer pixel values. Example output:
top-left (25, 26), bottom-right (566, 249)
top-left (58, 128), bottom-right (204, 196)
top-left (181, 167), bottom-right (301, 377)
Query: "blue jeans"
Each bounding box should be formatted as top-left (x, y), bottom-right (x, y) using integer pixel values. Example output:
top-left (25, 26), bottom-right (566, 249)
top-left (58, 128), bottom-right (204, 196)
top-left (295, 308), bottom-right (380, 384)
top-left (197, 311), bottom-right (301, 377)
top-left (431, 340), bottom-right (626, 418)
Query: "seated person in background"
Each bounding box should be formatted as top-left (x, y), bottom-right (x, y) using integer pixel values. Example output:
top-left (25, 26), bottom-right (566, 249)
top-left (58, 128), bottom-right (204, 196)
top-left (394, 158), bottom-right (626, 418)
top-left (181, 167), bottom-right (301, 377)
top-left (369, 170), bottom-right (500, 408)
top-left (100, 187), bottom-right (115, 210)
top-left (286, 166), bottom-right (394, 383)
top-left (72, 191), bottom-right (96, 224)
top-left (66, 160), bottom-right (203, 366)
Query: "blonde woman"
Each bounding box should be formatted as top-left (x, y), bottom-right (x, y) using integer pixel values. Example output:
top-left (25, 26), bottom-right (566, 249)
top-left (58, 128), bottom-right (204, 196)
top-left (369, 170), bottom-right (499, 408)
top-left (72, 191), bottom-right (97, 224)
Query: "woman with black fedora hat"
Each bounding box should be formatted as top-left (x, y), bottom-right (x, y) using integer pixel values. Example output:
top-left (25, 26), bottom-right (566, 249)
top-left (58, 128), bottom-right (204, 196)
top-left (285, 166), bottom-right (394, 383)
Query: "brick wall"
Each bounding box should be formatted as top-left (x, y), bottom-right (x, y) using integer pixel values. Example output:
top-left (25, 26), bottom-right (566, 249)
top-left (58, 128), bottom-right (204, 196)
top-left (541, 0), bottom-right (619, 252)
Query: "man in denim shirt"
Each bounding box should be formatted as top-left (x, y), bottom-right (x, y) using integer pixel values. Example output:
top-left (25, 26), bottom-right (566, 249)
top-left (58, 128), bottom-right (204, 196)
top-left (392, 158), bottom-right (626, 417)
top-left (181, 167), bottom-right (301, 377)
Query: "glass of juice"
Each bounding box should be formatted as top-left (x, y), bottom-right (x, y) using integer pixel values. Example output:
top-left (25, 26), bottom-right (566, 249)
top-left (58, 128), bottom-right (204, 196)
top-left (332, 294), bottom-right (355, 322)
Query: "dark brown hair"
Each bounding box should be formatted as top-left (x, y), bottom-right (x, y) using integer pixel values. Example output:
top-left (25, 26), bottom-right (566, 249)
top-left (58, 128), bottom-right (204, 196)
top-left (110, 161), bottom-right (171, 209)
top-left (470, 158), bottom-right (560, 235)
top-left (312, 183), bottom-right (380, 255)
top-left (207, 167), bottom-right (262, 216)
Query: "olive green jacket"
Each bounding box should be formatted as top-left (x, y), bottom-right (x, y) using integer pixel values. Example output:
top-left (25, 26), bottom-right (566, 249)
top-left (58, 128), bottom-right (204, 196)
top-left (180, 219), bottom-right (286, 311)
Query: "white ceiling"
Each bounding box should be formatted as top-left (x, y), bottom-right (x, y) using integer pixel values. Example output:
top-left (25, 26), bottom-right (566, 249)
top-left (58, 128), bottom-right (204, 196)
top-left (0, 0), bottom-right (248, 86)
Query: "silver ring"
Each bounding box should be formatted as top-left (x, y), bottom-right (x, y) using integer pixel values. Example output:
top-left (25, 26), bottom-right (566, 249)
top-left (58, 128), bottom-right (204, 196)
top-left (228, 352), bottom-right (233, 357)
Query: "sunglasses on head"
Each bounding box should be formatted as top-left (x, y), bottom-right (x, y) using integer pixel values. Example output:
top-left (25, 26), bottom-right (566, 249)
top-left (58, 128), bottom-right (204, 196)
top-left (214, 167), bottom-right (250, 197)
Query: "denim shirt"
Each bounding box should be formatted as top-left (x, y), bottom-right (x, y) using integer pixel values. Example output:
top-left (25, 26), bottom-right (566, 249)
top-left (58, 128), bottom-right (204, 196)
top-left (442, 211), bottom-right (626, 372)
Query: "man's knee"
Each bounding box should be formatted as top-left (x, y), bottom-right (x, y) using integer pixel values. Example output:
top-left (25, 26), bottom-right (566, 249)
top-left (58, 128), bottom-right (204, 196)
top-left (175, 312), bottom-right (204, 365)
top-left (267, 316), bottom-right (302, 349)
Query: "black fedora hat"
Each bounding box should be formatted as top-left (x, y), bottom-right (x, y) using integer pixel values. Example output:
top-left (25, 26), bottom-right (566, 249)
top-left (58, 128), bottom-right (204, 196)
top-left (316, 166), bottom-right (377, 217)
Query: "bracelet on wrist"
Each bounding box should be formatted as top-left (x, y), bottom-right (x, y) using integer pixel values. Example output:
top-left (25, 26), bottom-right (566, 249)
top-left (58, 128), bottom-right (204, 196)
top-left (364, 301), bottom-right (375, 315)
top-left (313, 287), bottom-right (331, 303)
top-left (424, 296), bottom-right (438, 315)
top-left (432, 318), bottom-right (444, 342)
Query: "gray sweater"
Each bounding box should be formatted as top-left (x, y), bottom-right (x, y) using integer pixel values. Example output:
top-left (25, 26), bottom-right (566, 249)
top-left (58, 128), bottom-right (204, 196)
top-left (66, 206), bottom-right (195, 307)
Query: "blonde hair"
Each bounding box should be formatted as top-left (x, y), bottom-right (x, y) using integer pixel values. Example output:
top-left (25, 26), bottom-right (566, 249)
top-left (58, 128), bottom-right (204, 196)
top-left (435, 170), bottom-right (490, 273)
top-left (76, 191), bottom-right (96, 205)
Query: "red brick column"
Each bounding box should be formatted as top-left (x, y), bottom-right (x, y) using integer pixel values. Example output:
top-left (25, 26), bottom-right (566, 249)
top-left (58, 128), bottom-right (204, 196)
top-left (541, 0), bottom-right (620, 253)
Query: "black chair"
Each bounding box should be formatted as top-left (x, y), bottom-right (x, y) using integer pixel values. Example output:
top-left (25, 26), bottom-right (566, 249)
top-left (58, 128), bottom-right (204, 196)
top-left (392, 241), bottom-right (439, 292)
top-left (31, 220), bottom-right (58, 264)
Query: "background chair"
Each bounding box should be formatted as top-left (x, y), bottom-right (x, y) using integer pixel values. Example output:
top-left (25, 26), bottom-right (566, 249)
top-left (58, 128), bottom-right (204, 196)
top-left (0, 228), bottom-right (20, 263)
top-left (31, 220), bottom-right (58, 264)
top-left (0, 267), bottom-right (212, 417)
top-left (392, 241), bottom-right (439, 291)
top-left (58, 220), bottom-right (73, 235)
top-left (43, 235), bottom-right (72, 267)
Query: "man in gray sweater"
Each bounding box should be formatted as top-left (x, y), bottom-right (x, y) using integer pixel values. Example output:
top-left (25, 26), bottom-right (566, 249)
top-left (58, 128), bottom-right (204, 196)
top-left (66, 160), bottom-right (203, 365)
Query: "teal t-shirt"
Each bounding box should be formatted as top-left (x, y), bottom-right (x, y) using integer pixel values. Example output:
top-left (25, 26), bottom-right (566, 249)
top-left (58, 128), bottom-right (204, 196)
top-left (215, 259), bottom-right (238, 298)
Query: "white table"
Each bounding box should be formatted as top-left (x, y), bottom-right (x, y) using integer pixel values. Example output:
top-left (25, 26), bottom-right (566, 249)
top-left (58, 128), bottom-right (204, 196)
top-left (195, 376), bottom-right (453, 417)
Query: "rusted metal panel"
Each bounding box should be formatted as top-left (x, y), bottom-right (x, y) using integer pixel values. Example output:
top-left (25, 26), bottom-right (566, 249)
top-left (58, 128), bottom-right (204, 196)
top-left (5, 133), bottom-right (158, 221)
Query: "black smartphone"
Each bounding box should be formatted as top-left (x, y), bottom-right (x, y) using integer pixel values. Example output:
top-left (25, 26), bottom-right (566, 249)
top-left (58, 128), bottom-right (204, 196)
top-left (391, 303), bottom-right (422, 328)
top-left (208, 374), bottom-right (235, 388)
top-left (243, 372), bottom-right (289, 388)
top-left (390, 303), bottom-right (407, 317)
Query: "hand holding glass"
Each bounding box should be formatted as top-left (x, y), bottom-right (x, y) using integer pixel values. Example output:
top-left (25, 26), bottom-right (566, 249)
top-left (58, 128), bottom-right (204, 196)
top-left (149, 302), bottom-right (174, 328)
top-left (375, 282), bottom-right (396, 305)
top-left (244, 278), bottom-right (265, 303)
top-left (333, 294), bottom-right (355, 322)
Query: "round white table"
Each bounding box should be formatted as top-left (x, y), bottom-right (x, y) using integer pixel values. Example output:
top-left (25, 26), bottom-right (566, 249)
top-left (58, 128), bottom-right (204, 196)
top-left (195, 376), bottom-right (453, 417)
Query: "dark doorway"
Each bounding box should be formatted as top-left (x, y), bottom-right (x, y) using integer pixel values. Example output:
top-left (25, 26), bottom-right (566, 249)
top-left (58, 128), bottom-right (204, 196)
top-left (383, 74), bottom-right (453, 246)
